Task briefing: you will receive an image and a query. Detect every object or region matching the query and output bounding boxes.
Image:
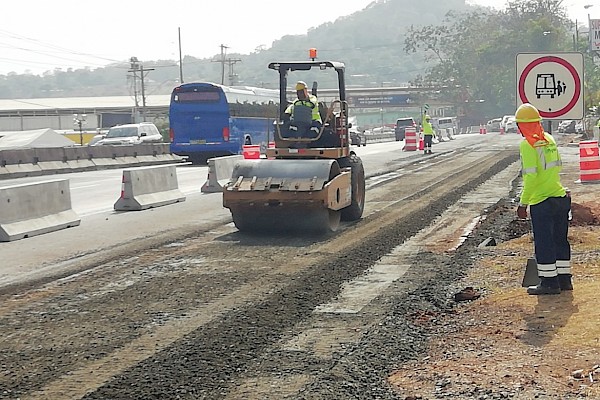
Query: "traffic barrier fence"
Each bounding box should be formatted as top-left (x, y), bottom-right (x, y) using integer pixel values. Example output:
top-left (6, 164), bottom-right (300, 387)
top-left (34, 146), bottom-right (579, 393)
top-left (201, 155), bottom-right (244, 193)
top-left (114, 165), bottom-right (186, 211)
top-left (0, 144), bottom-right (185, 180)
top-left (0, 179), bottom-right (80, 241)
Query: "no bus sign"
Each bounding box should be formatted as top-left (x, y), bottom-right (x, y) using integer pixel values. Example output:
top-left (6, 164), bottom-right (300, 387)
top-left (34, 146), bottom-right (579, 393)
top-left (516, 52), bottom-right (584, 120)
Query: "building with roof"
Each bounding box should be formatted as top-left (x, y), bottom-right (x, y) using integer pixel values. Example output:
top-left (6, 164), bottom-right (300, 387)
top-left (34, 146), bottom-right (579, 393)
top-left (0, 95), bottom-right (171, 133)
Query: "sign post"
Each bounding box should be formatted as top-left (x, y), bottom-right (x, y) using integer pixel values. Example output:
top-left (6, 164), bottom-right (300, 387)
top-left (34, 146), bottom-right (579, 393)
top-left (589, 19), bottom-right (600, 53)
top-left (516, 52), bottom-right (584, 128)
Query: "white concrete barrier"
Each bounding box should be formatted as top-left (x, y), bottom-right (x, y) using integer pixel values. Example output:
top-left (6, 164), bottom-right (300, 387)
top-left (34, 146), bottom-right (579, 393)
top-left (201, 155), bottom-right (244, 193)
top-left (0, 179), bottom-right (80, 241)
top-left (114, 165), bottom-right (186, 211)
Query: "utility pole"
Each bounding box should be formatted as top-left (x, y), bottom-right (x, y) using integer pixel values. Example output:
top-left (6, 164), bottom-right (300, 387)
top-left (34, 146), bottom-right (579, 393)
top-left (211, 44), bottom-right (241, 85)
top-left (178, 27), bottom-right (184, 84)
top-left (216, 44), bottom-right (228, 85)
top-left (129, 57), bottom-right (140, 116)
top-left (139, 65), bottom-right (155, 122)
top-left (226, 57), bottom-right (242, 85)
top-left (129, 57), bottom-right (154, 122)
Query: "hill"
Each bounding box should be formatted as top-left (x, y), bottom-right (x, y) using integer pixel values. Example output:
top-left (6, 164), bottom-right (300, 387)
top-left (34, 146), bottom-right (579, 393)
top-left (0, 0), bottom-right (475, 99)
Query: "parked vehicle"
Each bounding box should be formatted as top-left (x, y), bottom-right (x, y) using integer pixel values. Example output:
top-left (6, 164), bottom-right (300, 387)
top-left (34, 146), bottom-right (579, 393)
top-left (500, 115), bottom-right (513, 131)
top-left (504, 117), bottom-right (518, 133)
top-left (95, 123), bottom-right (163, 145)
top-left (558, 120), bottom-right (577, 133)
top-left (350, 129), bottom-right (367, 147)
top-left (394, 117), bottom-right (416, 141)
top-left (486, 118), bottom-right (502, 132)
top-left (87, 133), bottom-right (106, 146)
top-left (432, 117), bottom-right (457, 130)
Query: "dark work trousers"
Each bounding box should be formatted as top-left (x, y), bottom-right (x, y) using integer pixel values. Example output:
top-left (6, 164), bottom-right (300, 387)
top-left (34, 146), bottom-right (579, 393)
top-left (423, 134), bottom-right (433, 150)
top-left (530, 196), bottom-right (571, 276)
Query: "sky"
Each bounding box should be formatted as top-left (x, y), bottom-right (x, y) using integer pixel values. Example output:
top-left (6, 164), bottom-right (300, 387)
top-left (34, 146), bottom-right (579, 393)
top-left (0, 0), bottom-right (597, 76)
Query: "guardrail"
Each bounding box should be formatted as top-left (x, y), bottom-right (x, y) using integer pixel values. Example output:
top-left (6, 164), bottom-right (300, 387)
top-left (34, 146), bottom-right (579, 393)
top-left (363, 131), bottom-right (396, 143)
top-left (0, 143), bottom-right (185, 180)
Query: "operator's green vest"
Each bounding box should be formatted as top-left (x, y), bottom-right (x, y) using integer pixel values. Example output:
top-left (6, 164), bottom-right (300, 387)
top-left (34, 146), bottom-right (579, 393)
top-left (285, 95), bottom-right (321, 123)
top-left (519, 133), bottom-right (566, 206)
top-left (422, 116), bottom-right (434, 135)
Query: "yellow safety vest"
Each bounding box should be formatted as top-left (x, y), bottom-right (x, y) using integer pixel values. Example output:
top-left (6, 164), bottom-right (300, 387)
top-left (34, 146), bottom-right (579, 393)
top-left (519, 133), bottom-right (566, 206)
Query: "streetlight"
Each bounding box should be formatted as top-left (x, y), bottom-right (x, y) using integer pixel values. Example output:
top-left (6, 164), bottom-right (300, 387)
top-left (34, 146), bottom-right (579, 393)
top-left (73, 113), bottom-right (87, 146)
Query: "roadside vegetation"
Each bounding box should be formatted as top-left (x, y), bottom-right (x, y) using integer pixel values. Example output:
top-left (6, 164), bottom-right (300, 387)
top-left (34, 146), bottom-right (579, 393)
top-left (0, 0), bottom-right (597, 123)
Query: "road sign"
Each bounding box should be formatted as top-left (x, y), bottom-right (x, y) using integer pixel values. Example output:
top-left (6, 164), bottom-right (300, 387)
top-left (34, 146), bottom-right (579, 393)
top-left (590, 19), bottom-right (600, 52)
top-left (516, 52), bottom-right (584, 120)
top-left (423, 103), bottom-right (430, 110)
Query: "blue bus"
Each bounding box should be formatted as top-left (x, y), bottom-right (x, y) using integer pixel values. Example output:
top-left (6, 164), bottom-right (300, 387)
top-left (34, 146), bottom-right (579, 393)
top-left (169, 82), bottom-right (279, 163)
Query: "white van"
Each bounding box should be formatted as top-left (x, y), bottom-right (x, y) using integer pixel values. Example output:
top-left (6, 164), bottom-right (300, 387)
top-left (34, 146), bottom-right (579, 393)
top-left (95, 123), bottom-right (163, 146)
top-left (433, 117), bottom-right (457, 131)
top-left (432, 117), bottom-right (457, 139)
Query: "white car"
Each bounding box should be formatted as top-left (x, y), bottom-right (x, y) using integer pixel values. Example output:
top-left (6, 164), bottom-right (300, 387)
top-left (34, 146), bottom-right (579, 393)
top-left (95, 123), bottom-right (163, 145)
top-left (500, 115), bottom-right (513, 131)
top-left (504, 117), bottom-right (518, 133)
top-left (486, 118), bottom-right (502, 132)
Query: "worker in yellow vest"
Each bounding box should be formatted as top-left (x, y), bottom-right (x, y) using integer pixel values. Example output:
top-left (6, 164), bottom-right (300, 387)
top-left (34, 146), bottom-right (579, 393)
top-left (285, 81), bottom-right (322, 137)
top-left (422, 114), bottom-right (434, 154)
top-left (515, 103), bottom-right (572, 295)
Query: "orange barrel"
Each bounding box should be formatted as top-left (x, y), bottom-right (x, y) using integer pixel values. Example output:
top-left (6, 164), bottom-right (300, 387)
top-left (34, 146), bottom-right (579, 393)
top-left (242, 145), bottom-right (261, 159)
top-left (579, 140), bottom-right (600, 182)
top-left (404, 127), bottom-right (417, 151)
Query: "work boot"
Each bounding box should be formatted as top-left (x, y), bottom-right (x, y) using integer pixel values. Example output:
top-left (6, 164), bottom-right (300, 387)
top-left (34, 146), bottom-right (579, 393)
top-left (527, 277), bottom-right (561, 295)
top-left (558, 274), bottom-right (573, 291)
top-left (527, 276), bottom-right (560, 295)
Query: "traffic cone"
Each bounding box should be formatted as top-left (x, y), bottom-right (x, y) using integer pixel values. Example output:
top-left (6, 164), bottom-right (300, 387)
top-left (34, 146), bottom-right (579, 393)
top-left (418, 135), bottom-right (424, 150)
top-left (479, 125), bottom-right (483, 134)
top-left (500, 126), bottom-right (505, 135)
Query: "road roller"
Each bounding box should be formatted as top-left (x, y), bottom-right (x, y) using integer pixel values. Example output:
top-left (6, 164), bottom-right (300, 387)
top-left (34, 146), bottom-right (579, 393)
top-left (222, 56), bottom-right (365, 233)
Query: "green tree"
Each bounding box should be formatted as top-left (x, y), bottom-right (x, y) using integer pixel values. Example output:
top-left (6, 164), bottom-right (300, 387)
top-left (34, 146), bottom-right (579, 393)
top-left (404, 0), bottom-right (579, 122)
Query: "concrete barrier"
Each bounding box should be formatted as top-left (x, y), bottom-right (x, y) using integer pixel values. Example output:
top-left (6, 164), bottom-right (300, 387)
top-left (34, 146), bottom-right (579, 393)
top-left (201, 155), bottom-right (244, 193)
top-left (0, 145), bottom-right (185, 180)
top-left (0, 148), bottom-right (42, 178)
top-left (447, 128), bottom-right (455, 140)
top-left (114, 164), bottom-right (186, 211)
top-left (112, 145), bottom-right (139, 166)
top-left (89, 145), bottom-right (121, 167)
top-left (0, 179), bottom-right (80, 241)
top-left (64, 147), bottom-right (95, 171)
top-left (34, 147), bottom-right (70, 174)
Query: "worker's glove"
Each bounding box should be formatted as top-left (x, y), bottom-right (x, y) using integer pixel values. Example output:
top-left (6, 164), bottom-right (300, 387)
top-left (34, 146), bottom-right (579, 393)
top-left (517, 205), bottom-right (528, 220)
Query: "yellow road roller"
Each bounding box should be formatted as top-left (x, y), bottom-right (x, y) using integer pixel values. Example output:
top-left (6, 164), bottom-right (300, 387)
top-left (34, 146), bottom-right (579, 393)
top-left (222, 57), bottom-right (365, 233)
